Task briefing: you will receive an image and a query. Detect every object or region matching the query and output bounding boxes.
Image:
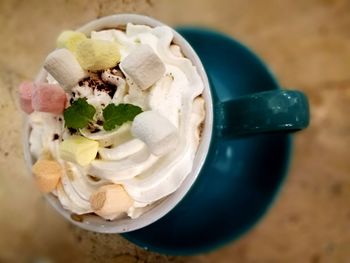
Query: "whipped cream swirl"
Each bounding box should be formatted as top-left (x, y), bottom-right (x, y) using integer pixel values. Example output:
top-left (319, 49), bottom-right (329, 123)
top-left (28, 24), bottom-right (205, 219)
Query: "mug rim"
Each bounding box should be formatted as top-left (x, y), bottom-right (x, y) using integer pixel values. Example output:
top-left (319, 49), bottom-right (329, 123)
top-left (23, 14), bottom-right (214, 233)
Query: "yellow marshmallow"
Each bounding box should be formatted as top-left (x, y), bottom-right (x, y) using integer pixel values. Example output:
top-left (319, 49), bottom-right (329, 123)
top-left (56, 30), bottom-right (87, 53)
top-left (59, 135), bottom-right (99, 166)
top-left (75, 39), bottom-right (121, 71)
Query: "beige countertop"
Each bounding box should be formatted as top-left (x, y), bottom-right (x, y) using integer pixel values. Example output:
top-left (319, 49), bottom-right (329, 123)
top-left (0, 0), bottom-right (349, 262)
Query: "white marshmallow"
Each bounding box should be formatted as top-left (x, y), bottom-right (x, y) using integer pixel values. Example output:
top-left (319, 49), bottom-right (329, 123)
top-left (44, 48), bottom-right (87, 91)
top-left (131, 111), bottom-right (178, 156)
top-left (120, 44), bottom-right (165, 90)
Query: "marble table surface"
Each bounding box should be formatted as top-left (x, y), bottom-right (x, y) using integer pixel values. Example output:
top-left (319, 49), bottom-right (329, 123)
top-left (0, 0), bottom-right (349, 262)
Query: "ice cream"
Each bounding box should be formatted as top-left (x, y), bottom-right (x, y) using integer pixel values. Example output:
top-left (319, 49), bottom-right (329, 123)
top-left (21, 23), bottom-right (205, 220)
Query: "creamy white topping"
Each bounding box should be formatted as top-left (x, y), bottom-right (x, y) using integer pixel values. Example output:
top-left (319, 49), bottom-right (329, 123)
top-left (29, 24), bottom-right (205, 219)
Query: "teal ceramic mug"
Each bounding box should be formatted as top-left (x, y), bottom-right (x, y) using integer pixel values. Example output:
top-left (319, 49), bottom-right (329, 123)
top-left (123, 20), bottom-right (309, 254)
top-left (24, 14), bottom-right (309, 255)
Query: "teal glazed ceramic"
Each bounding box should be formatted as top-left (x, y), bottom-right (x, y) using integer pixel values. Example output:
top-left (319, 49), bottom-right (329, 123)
top-left (122, 27), bottom-right (309, 254)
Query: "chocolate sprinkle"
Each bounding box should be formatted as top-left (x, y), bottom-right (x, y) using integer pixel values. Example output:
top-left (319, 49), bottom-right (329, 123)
top-left (96, 119), bottom-right (104, 126)
top-left (79, 75), bottom-right (117, 98)
top-left (96, 82), bottom-right (117, 98)
top-left (78, 77), bottom-right (91, 86)
top-left (68, 127), bottom-right (78, 135)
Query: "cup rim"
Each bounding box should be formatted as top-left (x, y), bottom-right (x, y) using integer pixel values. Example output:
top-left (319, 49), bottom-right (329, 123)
top-left (24, 14), bottom-right (213, 233)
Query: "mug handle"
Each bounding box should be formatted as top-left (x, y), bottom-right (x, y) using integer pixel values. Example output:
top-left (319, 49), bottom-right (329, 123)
top-left (215, 90), bottom-right (310, 137)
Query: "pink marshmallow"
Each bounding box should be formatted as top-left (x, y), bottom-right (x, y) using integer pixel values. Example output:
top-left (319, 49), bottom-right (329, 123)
top-left (19, 81), bottom-right (34, 114)
top-left (32, 83), bottom-right (67, 114)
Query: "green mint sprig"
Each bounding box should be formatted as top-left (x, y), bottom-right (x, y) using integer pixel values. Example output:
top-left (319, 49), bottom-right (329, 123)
top-left (63, 98), bottom-right (96, 129)
top-left (102, 103), bottom-right (143, 131)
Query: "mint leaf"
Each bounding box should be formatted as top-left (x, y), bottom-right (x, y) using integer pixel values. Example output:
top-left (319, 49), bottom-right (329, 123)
top-left (63, 98), bottom-right (96, 129)
top-left (103, 103), bottom-right (143, 131)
